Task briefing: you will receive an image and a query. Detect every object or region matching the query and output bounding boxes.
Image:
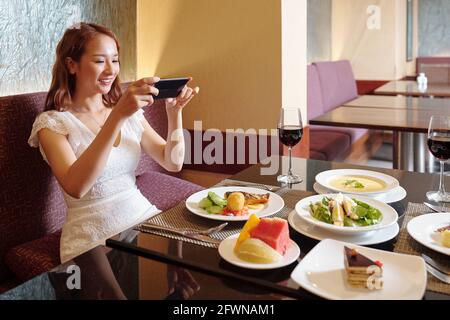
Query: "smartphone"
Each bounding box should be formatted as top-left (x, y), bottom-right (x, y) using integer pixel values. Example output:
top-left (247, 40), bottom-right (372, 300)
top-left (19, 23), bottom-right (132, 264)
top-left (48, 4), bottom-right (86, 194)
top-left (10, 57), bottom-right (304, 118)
top-left (153, 77), bottom-right (190, 100)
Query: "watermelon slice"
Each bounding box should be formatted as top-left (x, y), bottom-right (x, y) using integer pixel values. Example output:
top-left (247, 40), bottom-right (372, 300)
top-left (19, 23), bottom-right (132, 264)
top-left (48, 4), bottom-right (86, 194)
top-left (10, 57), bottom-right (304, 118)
top-left (249, 218), bottom-right (290, 255)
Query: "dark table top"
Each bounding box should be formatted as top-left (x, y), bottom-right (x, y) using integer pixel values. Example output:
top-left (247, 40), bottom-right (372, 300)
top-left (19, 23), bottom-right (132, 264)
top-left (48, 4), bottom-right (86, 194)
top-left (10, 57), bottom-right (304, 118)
top-left (309, 105), bottom-right (448, 133)
top-left (343, 95), bottom-right (450, 111)
top-left (374, 80), bottom-right (450, 98)
top-left (2, 157), bottom-right (449, 300)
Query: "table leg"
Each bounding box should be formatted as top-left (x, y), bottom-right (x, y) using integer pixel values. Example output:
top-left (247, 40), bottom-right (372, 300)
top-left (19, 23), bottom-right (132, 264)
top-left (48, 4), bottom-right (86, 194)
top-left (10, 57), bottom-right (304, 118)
top-left (393, 131), bottom-right (399, 170)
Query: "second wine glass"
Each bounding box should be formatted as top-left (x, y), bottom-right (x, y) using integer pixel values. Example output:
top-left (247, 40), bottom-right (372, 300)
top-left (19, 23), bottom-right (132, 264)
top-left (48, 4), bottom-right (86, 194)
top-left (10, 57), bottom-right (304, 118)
top-left (277, 107), bottom-right (303, 184)
top-left (426, 115), bottom-right (450, 202)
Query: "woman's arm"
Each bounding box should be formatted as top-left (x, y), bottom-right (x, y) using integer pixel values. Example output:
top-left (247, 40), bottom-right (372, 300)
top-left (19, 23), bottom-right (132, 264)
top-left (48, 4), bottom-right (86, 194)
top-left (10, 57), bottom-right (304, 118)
top-left (39, 78), bottom-right (159, 199)
top-left (140, 85), bottom-right (199, 172)
top-left (38, 111), bottom-right (125, 199)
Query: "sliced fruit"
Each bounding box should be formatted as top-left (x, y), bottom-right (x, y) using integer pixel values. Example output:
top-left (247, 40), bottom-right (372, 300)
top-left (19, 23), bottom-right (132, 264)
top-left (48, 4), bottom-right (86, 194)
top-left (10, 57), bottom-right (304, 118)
top-left (249, 218), bottom-right (290, 255)
top-left (236, 238), bottom-right (282, 264)
top-left (234, 214), bottom-right (260, 252)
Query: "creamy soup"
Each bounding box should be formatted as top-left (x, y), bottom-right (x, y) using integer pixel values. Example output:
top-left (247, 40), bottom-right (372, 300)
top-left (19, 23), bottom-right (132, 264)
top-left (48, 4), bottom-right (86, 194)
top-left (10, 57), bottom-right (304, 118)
top-left (329, 175), bottom-right (387, 193)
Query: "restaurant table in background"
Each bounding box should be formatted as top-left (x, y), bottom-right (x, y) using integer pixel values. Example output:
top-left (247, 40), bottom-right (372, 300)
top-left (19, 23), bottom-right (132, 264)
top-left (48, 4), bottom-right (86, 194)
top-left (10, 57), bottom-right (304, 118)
top-left (1, 157), bottom-right (449, 300)
top-left (310, 95), bottom-right (450, 172)
top-left (374, 80), bottom-right (450, 98)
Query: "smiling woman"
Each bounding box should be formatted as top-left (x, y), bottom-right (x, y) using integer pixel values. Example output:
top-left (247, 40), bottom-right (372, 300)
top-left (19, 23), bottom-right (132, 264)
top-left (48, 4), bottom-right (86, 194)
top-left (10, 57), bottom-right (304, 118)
top-left (27, 22), bottom-right (199, 263)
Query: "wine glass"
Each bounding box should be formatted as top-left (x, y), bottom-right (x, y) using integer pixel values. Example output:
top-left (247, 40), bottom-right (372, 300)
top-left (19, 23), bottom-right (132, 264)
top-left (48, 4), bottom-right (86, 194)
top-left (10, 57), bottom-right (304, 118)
top-left (426, 115), bottom-right (450, 202)
top-left (277, 107), bottom-right (303, 184)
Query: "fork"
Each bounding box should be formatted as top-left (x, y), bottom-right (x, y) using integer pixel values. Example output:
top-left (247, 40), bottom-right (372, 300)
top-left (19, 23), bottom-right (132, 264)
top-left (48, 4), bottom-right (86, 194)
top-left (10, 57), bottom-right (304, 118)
top-left (143, 222), bottom-right (228, 236)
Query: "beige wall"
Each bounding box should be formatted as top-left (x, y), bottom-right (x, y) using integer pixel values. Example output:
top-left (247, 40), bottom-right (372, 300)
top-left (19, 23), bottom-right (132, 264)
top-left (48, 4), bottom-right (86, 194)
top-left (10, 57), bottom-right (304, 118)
top-left (331, 0), bottom-right (413, 80)
top-left (137, 0), bottom-right (306, 131)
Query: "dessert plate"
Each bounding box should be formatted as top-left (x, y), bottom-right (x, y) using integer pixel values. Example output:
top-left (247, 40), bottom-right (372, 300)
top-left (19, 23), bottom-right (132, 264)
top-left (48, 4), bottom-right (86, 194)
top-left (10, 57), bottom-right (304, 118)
top-left (315, 169), bottom-right (399, 195)
top-left (185, 187), bottom-right (284, 221)
top-left (313, 182), bottom-right (407, 204)
top-left (295, 194), bottom-right (398, 235)
top-left (290, 239), bottom-right (426, 300)
top-left (407, 213), bottom-right (450, 256)
top-left (288, 211), bottom-right (399, 245)
top-left (218, 234), bottom-right (300, 270)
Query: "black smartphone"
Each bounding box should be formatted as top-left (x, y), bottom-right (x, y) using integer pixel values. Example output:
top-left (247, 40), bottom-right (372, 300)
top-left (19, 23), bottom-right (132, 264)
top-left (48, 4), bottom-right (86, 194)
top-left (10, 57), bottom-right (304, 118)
top-left (153, 77), bottom-right (190, 100)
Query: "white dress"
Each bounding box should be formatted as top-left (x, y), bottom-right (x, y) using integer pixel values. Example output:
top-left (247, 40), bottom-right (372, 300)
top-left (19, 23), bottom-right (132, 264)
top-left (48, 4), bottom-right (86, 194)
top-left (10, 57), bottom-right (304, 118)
top-left (28, 109), bottom-right (160, 263)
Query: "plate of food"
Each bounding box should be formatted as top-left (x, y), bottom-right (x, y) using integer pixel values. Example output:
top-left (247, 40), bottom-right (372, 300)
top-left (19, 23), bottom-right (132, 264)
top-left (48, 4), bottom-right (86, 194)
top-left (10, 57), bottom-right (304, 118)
top-left (290, 239), bottom-right (426, 300)
top-left (288, 211), bottom-right (400, 245)
top-left (185, 187), bottom-right (284, 221)
top-left (315, 169), bottom-right (399, 195)
top-left (294, 193), bottom-right (398, 234)
top-left (218, 214), bottom-right (300, 269)
top-left (313, 182), bottom-right (407, 204)
top-left (407, 213), bottom-right (450, 256)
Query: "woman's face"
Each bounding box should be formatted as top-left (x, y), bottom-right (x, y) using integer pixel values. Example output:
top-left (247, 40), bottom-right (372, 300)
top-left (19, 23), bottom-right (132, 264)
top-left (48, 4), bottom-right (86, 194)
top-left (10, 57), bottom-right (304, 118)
top-left (70, 34), bottom-right (120, 96)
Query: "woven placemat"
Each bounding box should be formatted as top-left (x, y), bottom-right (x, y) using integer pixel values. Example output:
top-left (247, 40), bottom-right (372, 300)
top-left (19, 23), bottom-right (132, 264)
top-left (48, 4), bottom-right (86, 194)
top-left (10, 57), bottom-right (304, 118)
top-left (394, 202), bottom-right (450, 295)
top-left (136, 179), bottom-right (313, 248)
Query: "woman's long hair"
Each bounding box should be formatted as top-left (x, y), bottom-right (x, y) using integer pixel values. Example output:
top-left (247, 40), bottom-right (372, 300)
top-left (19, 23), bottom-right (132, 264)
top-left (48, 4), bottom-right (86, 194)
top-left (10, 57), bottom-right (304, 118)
top-left (45, 23), bottom-right (122, 111)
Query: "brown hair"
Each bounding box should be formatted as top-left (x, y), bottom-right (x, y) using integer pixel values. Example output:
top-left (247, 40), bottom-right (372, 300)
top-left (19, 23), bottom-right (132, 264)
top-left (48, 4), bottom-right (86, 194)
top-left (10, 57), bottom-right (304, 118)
top-left (45, 22), bottom-right (122, 111)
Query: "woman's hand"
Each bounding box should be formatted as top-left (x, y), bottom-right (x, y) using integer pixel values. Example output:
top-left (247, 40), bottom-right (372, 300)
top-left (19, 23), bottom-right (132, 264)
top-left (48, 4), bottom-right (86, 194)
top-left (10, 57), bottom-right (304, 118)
top-left (165, 83), bottom-right (199, 115)
top-left (113, 77), bottom-right (160, 119)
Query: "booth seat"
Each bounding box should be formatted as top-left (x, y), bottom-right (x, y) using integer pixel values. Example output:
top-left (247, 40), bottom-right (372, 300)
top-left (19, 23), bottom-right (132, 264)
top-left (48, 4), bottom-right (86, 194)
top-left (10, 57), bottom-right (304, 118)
top-left (307, 61), bottom-right (368, 160)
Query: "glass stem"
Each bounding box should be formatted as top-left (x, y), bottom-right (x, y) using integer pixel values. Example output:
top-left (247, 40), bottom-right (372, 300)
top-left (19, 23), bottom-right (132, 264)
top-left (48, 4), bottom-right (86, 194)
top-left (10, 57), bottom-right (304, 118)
top-left (288, 147), bottom-right (293, 176)
top-left (438, 161), bottom-right (446, 196)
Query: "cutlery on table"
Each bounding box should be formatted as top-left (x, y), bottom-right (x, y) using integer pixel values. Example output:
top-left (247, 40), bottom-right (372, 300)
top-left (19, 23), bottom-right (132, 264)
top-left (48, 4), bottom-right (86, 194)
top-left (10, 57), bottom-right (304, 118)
top-left (422, 254), bottom-right (450, 276)
top-left (221, 182), bottom-right (278, 192)
top-left (425, 262), bottom-right (450, 284)
top-left (423, 202), bottom-right (447, 213)
top-left (141, 224), bottom-right (223, 244)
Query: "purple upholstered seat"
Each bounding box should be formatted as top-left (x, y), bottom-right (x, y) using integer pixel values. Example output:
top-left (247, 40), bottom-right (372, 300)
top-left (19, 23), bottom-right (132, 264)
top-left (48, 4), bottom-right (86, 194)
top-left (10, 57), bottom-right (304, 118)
top-left (0, 89), bottom-right (202, 290)
top-left (307, 62), bottom-right (367, 161)
top-left (0, 91), bottom-right (67, 287)
top-left (137, 171), bottom-right (203, 211)
top-left (314, 60), bottom-right (358, 112)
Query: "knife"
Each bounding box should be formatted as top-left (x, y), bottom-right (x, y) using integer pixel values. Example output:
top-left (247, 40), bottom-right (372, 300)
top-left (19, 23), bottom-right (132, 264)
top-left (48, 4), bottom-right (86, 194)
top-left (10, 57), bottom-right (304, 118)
top-left (425, 263), bottom-right (450, 284)
top-left (421, 253), bottom-right (450, 275)
top-left (141, 224), bottom-right (221, 244)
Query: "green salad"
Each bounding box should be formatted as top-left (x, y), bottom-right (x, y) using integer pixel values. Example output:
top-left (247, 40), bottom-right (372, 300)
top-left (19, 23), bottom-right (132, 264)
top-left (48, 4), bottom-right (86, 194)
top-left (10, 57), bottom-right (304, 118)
top-left (308, 193), bottom-right (382, 227)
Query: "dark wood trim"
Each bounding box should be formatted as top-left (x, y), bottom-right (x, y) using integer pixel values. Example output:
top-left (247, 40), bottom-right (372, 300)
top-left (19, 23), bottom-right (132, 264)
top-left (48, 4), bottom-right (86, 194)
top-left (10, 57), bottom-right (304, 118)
top-left (356, 80), bottom-right (389, 95)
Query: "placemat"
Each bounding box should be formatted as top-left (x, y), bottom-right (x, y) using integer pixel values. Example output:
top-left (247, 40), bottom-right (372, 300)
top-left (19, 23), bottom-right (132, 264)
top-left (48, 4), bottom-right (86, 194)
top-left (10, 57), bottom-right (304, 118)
top-left (393, 202), bottom-right (450, 295)
top-left (136, 179), bottom-right (314, 248)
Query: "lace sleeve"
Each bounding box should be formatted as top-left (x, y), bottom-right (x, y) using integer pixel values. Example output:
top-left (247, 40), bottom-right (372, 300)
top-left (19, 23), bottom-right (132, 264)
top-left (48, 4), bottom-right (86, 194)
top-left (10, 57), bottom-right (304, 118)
top-left (28, 111), bottom-right (69, 148)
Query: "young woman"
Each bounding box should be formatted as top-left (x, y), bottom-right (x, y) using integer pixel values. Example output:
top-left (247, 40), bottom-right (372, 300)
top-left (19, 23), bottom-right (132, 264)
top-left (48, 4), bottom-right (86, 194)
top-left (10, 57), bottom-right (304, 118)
top-left (28, 23), bottom-right (199, 263)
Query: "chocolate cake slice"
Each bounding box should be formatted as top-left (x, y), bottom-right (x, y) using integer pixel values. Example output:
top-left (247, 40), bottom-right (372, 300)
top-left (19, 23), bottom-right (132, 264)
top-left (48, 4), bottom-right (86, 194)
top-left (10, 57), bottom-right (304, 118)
top-left (344, 246), bottom-right (383, 290)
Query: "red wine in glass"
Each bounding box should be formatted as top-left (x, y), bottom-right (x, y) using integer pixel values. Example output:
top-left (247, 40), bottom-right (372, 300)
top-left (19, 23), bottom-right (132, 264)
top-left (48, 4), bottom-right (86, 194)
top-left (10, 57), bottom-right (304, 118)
top-left (277, 108), bottom-right (303, 184)
top-left (278, 126), bottom-right (303, 147)
top-left (426, 116), bottom-right (450, 202)
top-left (427, 134), bottom-right (450, 161)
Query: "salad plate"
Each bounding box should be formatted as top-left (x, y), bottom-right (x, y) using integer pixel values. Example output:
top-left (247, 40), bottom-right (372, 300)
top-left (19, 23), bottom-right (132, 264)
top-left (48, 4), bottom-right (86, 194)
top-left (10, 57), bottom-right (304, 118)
top-left (288, 211), bottom-right (399, 245)
top-left (290, 239), bottom-right (426, 300)
top-left (295, 194), bottom-right (398, 235)
top-left (315, 169), bottom-right (399, 195)
top-left (185, 187), bottom-right (284, 221)
top-left (407, 213), bottom-right (450, 256)
top-left (313, 182), bottom-right (407, 204)
top-left (218, 234), bottom-right (300, 270)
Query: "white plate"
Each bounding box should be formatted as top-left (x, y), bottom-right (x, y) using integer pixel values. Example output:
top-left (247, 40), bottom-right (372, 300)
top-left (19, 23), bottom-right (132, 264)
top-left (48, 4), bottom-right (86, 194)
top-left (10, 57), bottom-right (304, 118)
top-left (288, 211), bottom-right (399, 245)
top-left (315, 169), bottom-right (399, 195)
top-left (407, 213), bottom-right (450, 256)
top-left (295, 194), bottom-right (398, 235)
top-left (218, 234), bottom-right (300, 270)
top-left (185, 187), bottom-right (284, 221)
top-left (290, 239), bottom-right (427, 300)
top-left (313, 182), bottom-right (407, 204)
